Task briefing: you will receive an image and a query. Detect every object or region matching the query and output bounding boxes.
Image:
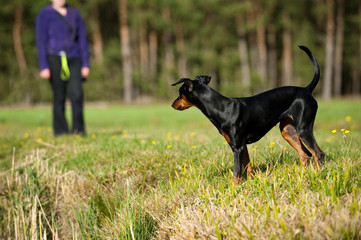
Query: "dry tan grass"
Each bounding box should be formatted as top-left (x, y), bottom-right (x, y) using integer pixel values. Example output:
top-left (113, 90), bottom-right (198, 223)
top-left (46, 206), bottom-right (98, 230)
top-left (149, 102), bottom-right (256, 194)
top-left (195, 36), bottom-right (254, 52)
top-left (154, 190), bottom-right (361, 239)
top-left (1, 148), bottom-right (95, 240)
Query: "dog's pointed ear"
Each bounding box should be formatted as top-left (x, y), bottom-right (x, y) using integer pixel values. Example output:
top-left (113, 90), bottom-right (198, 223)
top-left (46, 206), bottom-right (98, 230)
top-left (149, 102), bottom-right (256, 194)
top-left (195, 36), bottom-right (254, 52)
top-left (171, 78), bottom-right (191, 86)
top-left (195, 75), bottom-right (211, 85)
top-left (171, 78), bottom-right (194, 92)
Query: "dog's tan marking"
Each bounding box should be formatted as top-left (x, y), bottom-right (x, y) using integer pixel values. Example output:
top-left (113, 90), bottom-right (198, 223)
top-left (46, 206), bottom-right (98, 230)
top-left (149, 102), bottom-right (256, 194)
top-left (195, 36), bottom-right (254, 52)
top-left (232, 147), bottom-right (254, 185)
top-left (242, 147), bottom-right (254, 179)
top-left (280, 117), bottom-right (311, 165)
top-left (221, 131), bottom-right (231, 144)
top-left (172, 94), bottom-right (194, 110)
top-left (302, 142), bottom-right (324, 166)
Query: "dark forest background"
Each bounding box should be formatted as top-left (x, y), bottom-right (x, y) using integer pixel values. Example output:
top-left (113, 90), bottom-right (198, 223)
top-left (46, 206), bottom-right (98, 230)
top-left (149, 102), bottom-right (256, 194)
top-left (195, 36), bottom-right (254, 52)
top-left (1, 0), bottom-right (361, 104)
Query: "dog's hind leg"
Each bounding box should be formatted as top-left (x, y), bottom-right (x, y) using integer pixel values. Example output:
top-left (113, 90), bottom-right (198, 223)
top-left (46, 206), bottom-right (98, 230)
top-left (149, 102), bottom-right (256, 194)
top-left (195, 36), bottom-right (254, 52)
top-left (287, 98), bottom-right (325, 166)
top-left (298, 128), bottom-right (325, 166)
top-left (280, 117), bottom-right (312, 165)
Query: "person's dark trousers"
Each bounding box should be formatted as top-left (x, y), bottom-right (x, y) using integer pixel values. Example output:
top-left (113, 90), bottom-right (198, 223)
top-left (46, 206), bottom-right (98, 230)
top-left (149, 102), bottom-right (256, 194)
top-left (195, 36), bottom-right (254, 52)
top-left (47, 55), bottom-right (86, 136)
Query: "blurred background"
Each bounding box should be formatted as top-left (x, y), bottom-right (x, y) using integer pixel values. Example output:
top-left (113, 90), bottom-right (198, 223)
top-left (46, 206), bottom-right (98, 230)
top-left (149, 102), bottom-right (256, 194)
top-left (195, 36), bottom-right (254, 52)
top-left (1, 0), bottom-right (360, 105)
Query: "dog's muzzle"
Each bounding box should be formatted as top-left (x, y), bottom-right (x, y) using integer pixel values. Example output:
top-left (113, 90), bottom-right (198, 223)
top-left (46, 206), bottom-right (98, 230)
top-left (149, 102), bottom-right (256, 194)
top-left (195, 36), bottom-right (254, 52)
top-left (171, 97), bottom-right (183, 110)
top-left (171, 95), bottom-right (194, 111)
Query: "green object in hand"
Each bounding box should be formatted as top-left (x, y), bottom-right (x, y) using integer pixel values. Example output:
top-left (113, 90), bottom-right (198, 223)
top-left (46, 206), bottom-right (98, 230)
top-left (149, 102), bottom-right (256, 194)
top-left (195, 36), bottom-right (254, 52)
top-left (59, 51), bottom-right (70, 81)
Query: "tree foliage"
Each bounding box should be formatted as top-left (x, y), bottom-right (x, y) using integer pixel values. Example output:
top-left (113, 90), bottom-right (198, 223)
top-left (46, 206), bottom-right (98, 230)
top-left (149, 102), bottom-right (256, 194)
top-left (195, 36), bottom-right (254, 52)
top-left (1, 0), bottom-right (360, 104)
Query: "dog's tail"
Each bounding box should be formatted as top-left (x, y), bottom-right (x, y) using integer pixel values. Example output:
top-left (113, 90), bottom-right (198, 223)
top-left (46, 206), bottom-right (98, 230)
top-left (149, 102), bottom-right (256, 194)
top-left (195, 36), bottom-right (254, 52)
top-left (299, 45), bottom-right (320, 93)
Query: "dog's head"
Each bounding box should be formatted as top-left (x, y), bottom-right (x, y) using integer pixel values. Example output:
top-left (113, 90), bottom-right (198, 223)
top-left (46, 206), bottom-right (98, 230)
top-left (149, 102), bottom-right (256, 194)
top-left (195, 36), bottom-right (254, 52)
top-left (171, 75), bottom-right (211, 111)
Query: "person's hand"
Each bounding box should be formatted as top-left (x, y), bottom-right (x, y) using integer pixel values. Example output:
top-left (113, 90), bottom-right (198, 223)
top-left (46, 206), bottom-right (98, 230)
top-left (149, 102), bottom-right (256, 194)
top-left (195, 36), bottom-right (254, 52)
top-left (81, 67), bottom-right (90, 78)
top-left (39, 69), bottom-right (51, 79)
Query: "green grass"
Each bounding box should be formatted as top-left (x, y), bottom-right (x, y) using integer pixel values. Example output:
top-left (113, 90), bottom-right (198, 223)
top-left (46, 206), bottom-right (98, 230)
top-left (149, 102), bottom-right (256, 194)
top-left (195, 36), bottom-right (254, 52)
top-left (0, 100), bottom-right (360, 239)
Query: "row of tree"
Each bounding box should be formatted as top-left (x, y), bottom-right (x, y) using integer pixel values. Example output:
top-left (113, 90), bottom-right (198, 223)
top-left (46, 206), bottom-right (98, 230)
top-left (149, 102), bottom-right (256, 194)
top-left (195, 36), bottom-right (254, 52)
top-left (1, 0), bottom-right (361, 104)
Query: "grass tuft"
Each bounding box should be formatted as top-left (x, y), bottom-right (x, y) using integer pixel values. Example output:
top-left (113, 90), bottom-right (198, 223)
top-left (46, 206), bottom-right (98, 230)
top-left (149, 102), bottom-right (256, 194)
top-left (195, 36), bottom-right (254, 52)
top-left (0, 102), bottom-right (360, 239)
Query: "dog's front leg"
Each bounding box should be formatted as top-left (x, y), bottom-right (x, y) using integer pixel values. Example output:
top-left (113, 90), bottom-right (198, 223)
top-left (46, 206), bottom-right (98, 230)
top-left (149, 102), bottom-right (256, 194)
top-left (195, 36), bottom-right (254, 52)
top-left (232, 145), bottom-right (246, 185)
top-left (242, 147), bottom-right (254, 180)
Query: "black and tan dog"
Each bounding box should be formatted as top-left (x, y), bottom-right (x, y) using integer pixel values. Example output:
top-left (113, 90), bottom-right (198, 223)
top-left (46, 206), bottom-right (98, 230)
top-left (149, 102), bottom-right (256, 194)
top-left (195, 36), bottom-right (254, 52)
top-left (171, 46), bottom-right (325, 185)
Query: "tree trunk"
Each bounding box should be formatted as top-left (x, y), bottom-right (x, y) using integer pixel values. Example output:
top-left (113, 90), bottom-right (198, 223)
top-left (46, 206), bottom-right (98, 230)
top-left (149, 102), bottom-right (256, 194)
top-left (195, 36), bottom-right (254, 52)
top-left (333, 0), bottom-right (344, 97)
top-left (118, 0), bottom-right (133, 104)
top-left (162, 7), bottom-right (175, 86)
top-left (91, 5), bottom-right (103, 65)
top-left (211, 68), bottom-right (221, 91)
top-left (13, 5), bottom-right (30, 104)
top-left (257, 25), bottom-right (267, 84)
top-left (247, 10), bottom-right (258, 75)
top-left (358, 2), bottom-right (361, 96)
top-left (149, 31), bottom-right (158, 80)
top-left (236, 16), bottom-right (251, 87)
top-left (175, 24), bottom-right (187, 77)
top-left (139, 25), bottom-right (149, 76)
top-left (282, 13), bottom-right (293, 86)
top-left (13, 6), bottom-right (27, 74)
top-left (265, 0), bottom-right (277, 89)
top-left (352, 69), bottom-right (360, 96)
top-left (323, 0), bottom-right (335, 101)
top-left (255, 8), bottom-right (267, 83)
top-left (267, 27), bottom-right (277, 88)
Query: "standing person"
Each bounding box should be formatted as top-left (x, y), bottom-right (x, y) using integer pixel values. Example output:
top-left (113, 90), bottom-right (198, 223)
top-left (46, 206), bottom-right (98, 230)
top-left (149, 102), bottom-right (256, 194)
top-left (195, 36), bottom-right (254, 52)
top-left (36, 0), bottom-right (90, 136)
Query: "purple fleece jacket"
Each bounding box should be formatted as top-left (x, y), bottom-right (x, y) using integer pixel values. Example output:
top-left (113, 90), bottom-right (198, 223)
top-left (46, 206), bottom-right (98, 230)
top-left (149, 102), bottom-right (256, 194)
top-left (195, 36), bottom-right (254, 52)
top-left (36, 5), bottom-right (90, 71)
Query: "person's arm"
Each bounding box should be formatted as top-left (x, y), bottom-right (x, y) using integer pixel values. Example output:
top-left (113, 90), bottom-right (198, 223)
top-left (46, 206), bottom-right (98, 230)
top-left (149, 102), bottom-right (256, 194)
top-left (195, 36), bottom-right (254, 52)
top-left (76, 9), bottom-right (90, 77)
top-left (36, 11), bottom-right (50, 75)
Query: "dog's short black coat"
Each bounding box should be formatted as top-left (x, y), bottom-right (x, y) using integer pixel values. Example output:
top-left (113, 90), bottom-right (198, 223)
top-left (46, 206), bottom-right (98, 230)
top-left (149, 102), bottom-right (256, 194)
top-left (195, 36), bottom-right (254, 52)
top-left (171, 46), bottom-right (325, 185)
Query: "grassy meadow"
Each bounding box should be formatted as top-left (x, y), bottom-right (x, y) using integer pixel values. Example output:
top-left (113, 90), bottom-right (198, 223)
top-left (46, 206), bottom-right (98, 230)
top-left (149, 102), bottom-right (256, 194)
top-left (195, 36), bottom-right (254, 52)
top-left (0, 100), bottom-right (361, 239)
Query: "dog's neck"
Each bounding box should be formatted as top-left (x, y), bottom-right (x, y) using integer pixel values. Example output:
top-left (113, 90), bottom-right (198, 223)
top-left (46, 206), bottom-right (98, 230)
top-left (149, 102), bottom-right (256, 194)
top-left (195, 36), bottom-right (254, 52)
top-left (194, 87), bottom-right (235, 130)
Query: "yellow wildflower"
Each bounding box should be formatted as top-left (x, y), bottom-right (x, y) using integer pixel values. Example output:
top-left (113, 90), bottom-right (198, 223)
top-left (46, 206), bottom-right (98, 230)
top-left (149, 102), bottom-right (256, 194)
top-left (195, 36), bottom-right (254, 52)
top-left (345, 130), bottom-right (350, 134)
top-left (167, 145), bottom-right (172, 149)
top-left (192, 145), bottom-right (197, 149)
top-left (332, 130), bottom-right (337, 134)
top-left (345, 116), bottom-right (351, 122)
top-left (123, 130), bottom-right (128, 138)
